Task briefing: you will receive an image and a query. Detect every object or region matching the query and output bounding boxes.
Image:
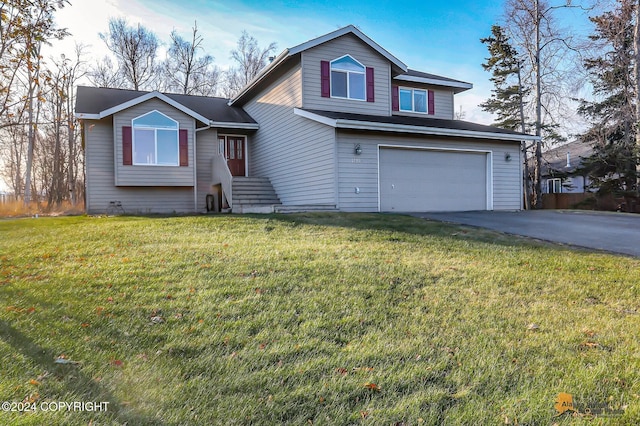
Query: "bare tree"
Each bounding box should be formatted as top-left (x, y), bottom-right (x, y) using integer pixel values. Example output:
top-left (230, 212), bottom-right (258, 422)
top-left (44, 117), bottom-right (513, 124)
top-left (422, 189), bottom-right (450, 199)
top-left (88, 56), bottom-right (126, 88)
top-left (0, 0), bottom-right (68, 130)
top-left (503, 0), bottom-right (591, 208)
top-left (99, 18), bottom-right (159, 90)
top-left (0, 114), bottom-right (27, 196)
top-left (162, 22), bottom-right (221, 96)
top-left (17, 0), bottom-right (70, 205)
top-left (224, 31), bottom-right (276, 98)
top-left (63, 46), bottom-right (87, 205)
top-left (635, 0), bottom-right (640, 188)
top-left (42, 46), bottom-right (86, 207)
top-left (0, 0), bottom-right (27, 130)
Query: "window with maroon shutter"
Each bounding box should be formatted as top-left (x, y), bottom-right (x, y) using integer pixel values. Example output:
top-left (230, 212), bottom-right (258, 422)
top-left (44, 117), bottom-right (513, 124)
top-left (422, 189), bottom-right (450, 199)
top-left (131, 110), bottom-right (181, 166)
top-left (179, 129), bottom-right (188, 166)
top-left (321, 61), bottom-right (330, 98)
top-left (428, 90), bottom-right (435, 115)
top-left (395, 87), bottom-right (434, 115)
top-left (392, 85), bottom-right (399, 111)
top-left (122, 126), bottom-right (132, 165)
top-left (366, 67), bottom-right (374, 102)
top-left (327, 55), bottom-right (366, 100)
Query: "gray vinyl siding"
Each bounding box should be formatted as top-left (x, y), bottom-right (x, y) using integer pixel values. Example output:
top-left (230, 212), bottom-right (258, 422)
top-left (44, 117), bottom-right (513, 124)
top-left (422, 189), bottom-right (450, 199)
top-left (393, 83), bottom-right (455, 120)
top-left (337, 132), bottom-right (522, 212)
top-left (84, 118), bottom-right (193, 214)
top-left (195, 128), bottom-right (218, 211)
top-left (302, 33), bottom-right (390, 116)
top-left (244, 64), bottom-right (337, 206)
top-left (113, 99), bottom-right (195, 186)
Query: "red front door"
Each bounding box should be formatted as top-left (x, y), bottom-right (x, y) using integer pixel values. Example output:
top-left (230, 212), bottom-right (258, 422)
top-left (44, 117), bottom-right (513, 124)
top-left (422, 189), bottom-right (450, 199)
top-left (224, 136), bottom-right (245, 176)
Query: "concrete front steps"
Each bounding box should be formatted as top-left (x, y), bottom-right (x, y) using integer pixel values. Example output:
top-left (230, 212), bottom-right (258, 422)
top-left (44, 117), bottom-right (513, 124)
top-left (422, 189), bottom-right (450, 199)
top-left (230, 177), bottom-right (339, 214)
top-left (231, 177), bottom-right (281, 213)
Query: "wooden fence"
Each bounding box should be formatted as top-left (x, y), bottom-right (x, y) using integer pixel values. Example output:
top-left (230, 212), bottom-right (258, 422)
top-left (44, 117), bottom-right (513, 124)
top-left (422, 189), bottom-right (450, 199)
top-left (541, 193), bottom-right (637, 212)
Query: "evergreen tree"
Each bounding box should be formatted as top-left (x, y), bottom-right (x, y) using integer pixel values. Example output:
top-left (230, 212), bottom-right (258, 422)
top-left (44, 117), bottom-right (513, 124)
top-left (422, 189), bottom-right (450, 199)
top-left (480, 25), bottom-right (533, 207)
top-left (577, 0), bottom-right (639, 205)
top-left (480, 25), bottom-right (527, 132)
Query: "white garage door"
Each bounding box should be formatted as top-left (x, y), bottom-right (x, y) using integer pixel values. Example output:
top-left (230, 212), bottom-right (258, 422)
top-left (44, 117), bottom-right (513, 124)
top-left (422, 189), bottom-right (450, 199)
top-left (379, 148), bottom-right (488, 212)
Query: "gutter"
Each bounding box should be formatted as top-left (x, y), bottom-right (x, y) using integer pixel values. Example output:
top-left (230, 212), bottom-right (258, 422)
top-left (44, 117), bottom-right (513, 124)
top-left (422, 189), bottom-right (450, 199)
top-left (294, 108), bottom-right (540, 142)
top-left (209, 121), bottom-right (259, 130)
top-left (393, 75), bottom-right (473, 92)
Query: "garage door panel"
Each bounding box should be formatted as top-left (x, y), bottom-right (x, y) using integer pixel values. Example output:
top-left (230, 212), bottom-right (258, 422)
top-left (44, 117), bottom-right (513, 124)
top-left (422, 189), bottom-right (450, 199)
top-left (379, 148), bottom-right (488, 212)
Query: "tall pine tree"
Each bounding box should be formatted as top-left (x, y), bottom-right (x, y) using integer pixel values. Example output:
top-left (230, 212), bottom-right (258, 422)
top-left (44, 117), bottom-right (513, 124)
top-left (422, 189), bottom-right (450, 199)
top-left (480, 25), bottom-right (532, 208)
top-left (480, 25), bottom-right (527, 132)
top-left (578, 0), bottom-right (639, 207)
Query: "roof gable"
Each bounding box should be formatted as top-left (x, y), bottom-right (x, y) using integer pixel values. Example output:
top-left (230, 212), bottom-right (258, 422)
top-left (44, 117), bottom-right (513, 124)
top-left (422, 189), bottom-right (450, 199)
top-left (74, 86), bottom-right (258, 128)
top-left (288, 25), bottom-right (407, 72)
top-left (230, 25), bottom-right (407, 105)
top-left (75, 86), bottom-right (210, 123)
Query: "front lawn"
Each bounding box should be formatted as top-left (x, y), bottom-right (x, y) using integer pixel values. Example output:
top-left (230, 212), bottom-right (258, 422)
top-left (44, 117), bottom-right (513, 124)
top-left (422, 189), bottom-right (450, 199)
top-left (0, 213), bottom-right (638, 425)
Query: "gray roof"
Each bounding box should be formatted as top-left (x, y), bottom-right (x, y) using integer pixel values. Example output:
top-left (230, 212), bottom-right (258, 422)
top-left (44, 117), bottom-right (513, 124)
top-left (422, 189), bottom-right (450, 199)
top-left (392, 69), bottom-right (473, 93)
top-left (75, 86), bottom-right (257, 124)
top-left (541, 140), bottom-right (593, 175)
top-left (301, 109), bottom-right (530, 138)
top-left (403, 69), bottom-right (472, 86)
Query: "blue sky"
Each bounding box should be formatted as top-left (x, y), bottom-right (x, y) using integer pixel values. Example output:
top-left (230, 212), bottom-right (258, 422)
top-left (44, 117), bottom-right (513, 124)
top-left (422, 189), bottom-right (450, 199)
top-left (53, 0), bottom-right (512, 124)
top-left (51, 0), bottom-right (592, 124)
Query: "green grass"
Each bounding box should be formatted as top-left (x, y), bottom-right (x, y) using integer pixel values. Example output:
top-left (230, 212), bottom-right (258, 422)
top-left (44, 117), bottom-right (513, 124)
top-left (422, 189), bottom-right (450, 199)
top-left (0, 213), bottom-right (638, 425)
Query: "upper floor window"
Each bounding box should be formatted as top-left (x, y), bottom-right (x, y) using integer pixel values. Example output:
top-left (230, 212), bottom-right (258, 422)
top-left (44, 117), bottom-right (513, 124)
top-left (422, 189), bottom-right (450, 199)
top-left (392, 85), bottom-right (434, 115)
top-left (399, 88), bottom-right (428, 113)
top-left (132, 110), bottom-right (179, 166)
top-left (330, 55), bottom-right (366, 100)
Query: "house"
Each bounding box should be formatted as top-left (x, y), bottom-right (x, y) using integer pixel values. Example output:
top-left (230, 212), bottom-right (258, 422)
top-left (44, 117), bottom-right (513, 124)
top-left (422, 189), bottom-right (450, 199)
top-left (541, 140), bottom-right (593, 194)
top-left (75, 25), bottom-right (539, 214)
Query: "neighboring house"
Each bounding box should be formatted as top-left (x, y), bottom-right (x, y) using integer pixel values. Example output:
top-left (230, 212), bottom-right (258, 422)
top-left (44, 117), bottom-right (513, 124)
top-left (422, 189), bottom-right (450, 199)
top-left (541, 140), bottom-right (593, 194)
top-left (76, 25), bottom-right (538, 214)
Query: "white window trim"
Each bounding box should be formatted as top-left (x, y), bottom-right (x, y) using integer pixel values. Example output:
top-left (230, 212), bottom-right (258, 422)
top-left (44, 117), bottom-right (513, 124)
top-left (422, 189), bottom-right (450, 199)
top-left (132, 110), bottom-right (180, 166)
top-left (398, 87), bottom-right (429, 114)
top-left (330, 54), bottom-right (366, 101)
top-left (547, 178), bottom-right (562, 194)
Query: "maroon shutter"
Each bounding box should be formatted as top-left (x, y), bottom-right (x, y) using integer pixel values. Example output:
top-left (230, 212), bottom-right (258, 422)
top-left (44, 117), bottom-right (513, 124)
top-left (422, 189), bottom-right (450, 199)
top-left (391, 85), bottom-right (399, 111)
top-left (428, 90), bottom-right (435, 115)
top-left (179, 129), bottom-right (188, 166)
top-left (366, 67), bottom-right (374, 102)
top-left (122, 126), bottom-right (132, 165)
top-left (321, 60), bottom-right (330, 97)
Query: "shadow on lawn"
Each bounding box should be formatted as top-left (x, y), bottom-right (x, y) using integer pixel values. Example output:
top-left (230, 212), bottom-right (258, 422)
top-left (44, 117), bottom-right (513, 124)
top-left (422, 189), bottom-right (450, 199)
top-left (0, 319), bottom-right (165, 425)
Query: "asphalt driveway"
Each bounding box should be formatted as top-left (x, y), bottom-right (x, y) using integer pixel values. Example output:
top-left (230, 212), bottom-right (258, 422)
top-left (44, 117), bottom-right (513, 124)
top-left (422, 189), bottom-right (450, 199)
top-left (413, 210), bottom-right (640, 257)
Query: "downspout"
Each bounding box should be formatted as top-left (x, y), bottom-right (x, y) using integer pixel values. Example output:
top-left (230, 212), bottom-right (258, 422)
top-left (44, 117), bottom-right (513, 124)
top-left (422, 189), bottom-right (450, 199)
top-left (194, 125), bottom-right (212, 212)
